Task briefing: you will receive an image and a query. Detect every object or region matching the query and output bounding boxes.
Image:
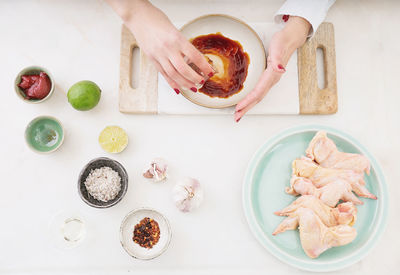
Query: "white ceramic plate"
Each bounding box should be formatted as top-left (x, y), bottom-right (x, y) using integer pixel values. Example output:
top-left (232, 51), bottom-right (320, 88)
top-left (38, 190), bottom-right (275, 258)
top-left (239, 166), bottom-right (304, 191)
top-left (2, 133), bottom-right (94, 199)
top-left (180, 14), bottom-right (266, 108)
top-left (120, 208), bottom-right (171, 260)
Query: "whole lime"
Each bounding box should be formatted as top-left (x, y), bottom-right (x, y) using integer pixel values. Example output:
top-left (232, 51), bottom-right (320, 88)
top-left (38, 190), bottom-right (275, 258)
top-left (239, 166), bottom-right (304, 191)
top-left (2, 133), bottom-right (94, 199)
top-left (67, 80), bottom-right (101, 111)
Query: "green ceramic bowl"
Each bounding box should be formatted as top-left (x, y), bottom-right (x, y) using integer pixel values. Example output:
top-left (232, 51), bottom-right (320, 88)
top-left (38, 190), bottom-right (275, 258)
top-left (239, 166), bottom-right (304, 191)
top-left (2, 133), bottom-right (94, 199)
top-left (25, 116), bottom-right (64, 153)
top-left (242, 125), bottom-right (388, 272)
top-left (15, 66), bottom-right (55, 103)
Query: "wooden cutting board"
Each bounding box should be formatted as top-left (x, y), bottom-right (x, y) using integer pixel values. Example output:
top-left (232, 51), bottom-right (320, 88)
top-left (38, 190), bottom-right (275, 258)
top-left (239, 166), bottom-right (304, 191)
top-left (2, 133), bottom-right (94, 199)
top-left (118, 22), bottom-right (337, 115)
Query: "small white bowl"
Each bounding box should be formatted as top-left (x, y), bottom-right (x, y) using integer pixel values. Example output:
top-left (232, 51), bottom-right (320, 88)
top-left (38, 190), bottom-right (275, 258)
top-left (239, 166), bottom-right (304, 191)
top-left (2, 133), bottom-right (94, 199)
top-left (15, 66), bottom-right (55, 103)
top-left (120, 208), bottom-right (172, 260)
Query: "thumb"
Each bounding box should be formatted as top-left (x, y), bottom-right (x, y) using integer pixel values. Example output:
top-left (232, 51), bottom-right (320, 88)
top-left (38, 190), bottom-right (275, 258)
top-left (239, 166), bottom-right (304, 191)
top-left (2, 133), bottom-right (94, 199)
top-left (267, 34), bottom-right (288, 73)
top-left (267, 52), bottom-right (286, 73)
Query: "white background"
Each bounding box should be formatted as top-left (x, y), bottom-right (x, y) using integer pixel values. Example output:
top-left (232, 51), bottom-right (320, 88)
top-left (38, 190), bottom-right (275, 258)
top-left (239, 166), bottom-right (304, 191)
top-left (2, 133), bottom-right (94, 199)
top-left (0, 0), bottom-right (399, 274)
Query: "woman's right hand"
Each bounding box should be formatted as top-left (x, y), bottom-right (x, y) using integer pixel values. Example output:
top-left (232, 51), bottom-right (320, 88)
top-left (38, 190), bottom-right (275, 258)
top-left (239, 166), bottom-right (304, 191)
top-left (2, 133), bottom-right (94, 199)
top-left (107, 0), bottom-right (214, 94)
top-left (234, 16), bottom-right (310, 122)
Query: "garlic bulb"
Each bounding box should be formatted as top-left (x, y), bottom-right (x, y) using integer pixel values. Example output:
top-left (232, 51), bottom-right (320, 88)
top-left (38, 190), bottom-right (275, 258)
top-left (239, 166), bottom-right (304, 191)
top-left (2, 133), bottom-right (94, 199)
top-left (172, 178), bottom-right (204, 212)
top-left (143, 158), bottom-right (168, 182)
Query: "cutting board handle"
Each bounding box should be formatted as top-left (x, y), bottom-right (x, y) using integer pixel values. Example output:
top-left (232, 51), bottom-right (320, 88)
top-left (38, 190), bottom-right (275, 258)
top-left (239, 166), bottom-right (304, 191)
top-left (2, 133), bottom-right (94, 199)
top-left (119, 25), bottom-right (158, 114)
top-left (297, 22), bottom-right (338, 114)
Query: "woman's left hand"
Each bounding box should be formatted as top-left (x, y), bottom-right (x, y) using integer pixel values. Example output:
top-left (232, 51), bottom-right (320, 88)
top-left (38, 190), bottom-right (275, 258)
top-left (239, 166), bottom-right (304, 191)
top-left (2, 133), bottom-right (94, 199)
top-left (234, 16), bottom-right (311, 122)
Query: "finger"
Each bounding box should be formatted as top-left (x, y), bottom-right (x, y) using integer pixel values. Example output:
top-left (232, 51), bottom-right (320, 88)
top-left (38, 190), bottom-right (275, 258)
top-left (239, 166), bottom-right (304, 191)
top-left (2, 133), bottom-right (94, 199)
top-left (152, 60), bottom-right (181, 94)
top-left (159, 58), bottom-right (198, 92)
top-left (235, 69), bottom-right (276, 122)
top-left (235, 99), bottom-right (258, 122)
top-left (182, 43), bottom-right (215, 77)
top-left (236, 70), bottom-right (270, 112)
top-left (235, 89), bottom-right (262, 112)
top-left (170, 53), bottom-right (205, 86)
top-left (235, 87), bottom-right (265, 121)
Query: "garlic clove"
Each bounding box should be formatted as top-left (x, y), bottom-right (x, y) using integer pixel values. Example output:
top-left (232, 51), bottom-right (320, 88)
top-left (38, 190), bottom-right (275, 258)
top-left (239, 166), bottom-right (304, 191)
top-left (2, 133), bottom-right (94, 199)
top-left (172, 177), bottom-right (204, 212)
top-left (143, 158), bottom-right (168, 182)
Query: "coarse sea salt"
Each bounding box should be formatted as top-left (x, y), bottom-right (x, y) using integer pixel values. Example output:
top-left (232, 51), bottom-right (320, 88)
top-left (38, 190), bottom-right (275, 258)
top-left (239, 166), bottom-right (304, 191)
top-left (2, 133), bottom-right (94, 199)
top-left (84, 166), bottom-right (121, 202)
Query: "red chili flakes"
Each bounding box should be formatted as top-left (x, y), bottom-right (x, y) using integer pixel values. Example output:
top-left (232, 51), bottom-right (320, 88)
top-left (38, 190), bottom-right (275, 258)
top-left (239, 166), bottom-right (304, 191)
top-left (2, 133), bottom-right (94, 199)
top-left (133, 217), bottom-right (160, 249)
top-left (282, 15), bottom-right (290, 22)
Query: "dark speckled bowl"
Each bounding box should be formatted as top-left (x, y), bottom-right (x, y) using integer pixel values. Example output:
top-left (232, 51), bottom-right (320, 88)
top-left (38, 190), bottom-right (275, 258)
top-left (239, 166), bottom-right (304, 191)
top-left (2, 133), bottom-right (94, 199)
top-left (78, 157), bottom-right (128, 208)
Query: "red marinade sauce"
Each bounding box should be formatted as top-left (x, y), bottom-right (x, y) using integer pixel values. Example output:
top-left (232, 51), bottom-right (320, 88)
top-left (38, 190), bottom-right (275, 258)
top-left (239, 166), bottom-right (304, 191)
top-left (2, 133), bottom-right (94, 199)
top-left (18, 72), bottom-right (51, 100)
top-left (191, 33), bottom-right (250, 98)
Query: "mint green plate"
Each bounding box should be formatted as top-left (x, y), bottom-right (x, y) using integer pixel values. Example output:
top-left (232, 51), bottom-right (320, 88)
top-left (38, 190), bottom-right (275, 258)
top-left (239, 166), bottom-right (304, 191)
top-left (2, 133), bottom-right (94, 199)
top-left (242, 125), bottom-right (388, 272)
top-left (25, 116), bottom-right (64, 153)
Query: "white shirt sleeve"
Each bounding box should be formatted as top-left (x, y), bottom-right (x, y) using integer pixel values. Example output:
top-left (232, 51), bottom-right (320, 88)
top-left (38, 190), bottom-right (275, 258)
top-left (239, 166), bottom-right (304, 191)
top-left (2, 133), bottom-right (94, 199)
top-left (274, 0), bottom-right (336, 37)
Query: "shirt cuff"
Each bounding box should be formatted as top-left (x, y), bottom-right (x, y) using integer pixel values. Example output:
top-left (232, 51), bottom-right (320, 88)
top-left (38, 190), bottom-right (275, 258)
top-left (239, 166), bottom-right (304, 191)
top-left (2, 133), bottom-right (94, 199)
top-left (274, 0), bottom-right (335, 37)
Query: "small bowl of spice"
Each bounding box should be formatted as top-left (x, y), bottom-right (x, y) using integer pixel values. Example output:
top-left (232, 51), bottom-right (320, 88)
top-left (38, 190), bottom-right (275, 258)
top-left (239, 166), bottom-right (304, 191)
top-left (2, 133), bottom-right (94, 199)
top-left (15, 66), bottom-right (55, 103)
top-left (78, 157), bottom-right (128, 208)
top-left (25, 116), bottom-right (64, 153)
top-left (120, 208), bottom-right (172, 260)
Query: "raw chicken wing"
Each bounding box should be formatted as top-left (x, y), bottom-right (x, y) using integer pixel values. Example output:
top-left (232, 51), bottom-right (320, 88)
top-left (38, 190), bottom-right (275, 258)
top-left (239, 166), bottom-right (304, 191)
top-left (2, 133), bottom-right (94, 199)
top-left (306, 131), bottom-right (370, 174)
top-left (286, 175), bottom-right (362, 207)
top-left (292, 157), bottom-right (377, 200)
top-left (274, 195), bottom-right (357, 228)
top-left (297, 208), bottom-right (357, 258)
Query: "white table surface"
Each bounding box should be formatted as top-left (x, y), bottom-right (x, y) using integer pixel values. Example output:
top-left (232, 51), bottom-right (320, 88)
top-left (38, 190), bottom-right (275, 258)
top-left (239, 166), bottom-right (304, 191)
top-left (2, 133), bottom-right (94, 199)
top-left (1, 0), bottom-right (399, 274)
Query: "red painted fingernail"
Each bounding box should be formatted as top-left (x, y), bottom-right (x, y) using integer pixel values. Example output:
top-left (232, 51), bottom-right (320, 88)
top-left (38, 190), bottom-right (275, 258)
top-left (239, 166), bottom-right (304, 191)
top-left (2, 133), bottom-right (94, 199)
top-left (191, 87), bottom-right (197, 92)
top-left (236, 117), bottom-right (241, 123)
top-left (174, 88), bottom-right (180, 95)
top-left (282, 14), bottom-right (290, 22)
top-left (278, 64), bottom-right (285, 70)
top-left (208, 72), bottom-right (214, 77)
top-left (200, 80), bottom-right (205, 84)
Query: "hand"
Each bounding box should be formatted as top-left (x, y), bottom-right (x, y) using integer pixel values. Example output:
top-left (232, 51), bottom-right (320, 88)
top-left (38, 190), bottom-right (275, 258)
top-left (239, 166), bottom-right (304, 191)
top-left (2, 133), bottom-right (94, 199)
top-left (107, 0), bottom-right (214, 95)
top-left (234, 16), bottom-right (311, 122)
